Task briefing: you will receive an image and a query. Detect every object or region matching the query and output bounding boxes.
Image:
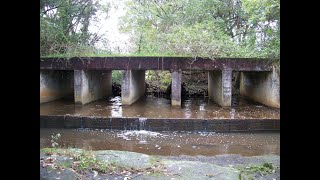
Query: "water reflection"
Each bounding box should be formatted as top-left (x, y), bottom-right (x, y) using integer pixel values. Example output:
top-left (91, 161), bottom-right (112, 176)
top-left (40, 96), bottom-right (279, 119)
top-left (40, 128), bottom-right (280, 156)
top-left (230, 108), bottom-right (235, 119)
top-left (110, 96), bottom-right (122, 117)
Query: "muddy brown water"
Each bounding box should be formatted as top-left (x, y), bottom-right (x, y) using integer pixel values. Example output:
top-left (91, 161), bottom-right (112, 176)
top-left (40, 96), bottom-right (279, 156)
top-left (40, 128), bottom-right (279, 156)
top-left (40, 96), bottom-right (279, 119)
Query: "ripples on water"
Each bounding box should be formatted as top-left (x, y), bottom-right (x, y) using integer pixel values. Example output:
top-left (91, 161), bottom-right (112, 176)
top-left (40, 96), bottom-right (280, 156)
top-left (40, 128), bottom-right (280, 156)
top-left (40, 96), bottom-right (279, 119)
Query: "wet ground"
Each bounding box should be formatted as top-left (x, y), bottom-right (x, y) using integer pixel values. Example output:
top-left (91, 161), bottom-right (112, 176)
top-left (40, 96), bottom-right (279, 119)
top-left (40, 96), bottom-right (280, 179)
top-left (40, 128), bottom-right (279, 157)
top-left (40, 149), bottom-right (280, 180)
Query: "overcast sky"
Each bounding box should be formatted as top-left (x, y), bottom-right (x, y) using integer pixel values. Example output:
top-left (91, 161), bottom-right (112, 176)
top-left (89, 0), bottom-right (131, 53)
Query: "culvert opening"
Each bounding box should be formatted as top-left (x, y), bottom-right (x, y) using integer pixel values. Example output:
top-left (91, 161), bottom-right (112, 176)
top-left (232, 71), bottom-right (241, 106)
top-left (40, 70), bottom-right (74, 103)
top-left (181, 70), bottom-right (208, 98)
top-left (145, 70), bottom-right (172, 98)
top-left (111, 70), bottom-right (122, 96)
top-left (149, 70), bottom-right (208, 100)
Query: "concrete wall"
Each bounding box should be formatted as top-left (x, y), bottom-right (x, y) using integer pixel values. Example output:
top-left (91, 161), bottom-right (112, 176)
top-left (121, 70), bottom-right (146, 105)
top-left (240, 67), bottom-right (280, 108)
top-left (74, 70), bottom-right (112, 105)
top-left (41, 57), bottom-right (273, 71)
top-left (208, 69), bottom-right (232, 106)
top-left (171, 70), bottom-right (182, 106)
top-left (40, 70), bottom-right (74, 103)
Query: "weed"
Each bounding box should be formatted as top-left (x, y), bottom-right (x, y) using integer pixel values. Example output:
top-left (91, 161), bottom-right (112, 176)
top-left (51, 133), bottom-right (61, 148)
top-left (40, 148), bottom-right (167, 176)
top-left (238, 162), bottom-right (277, 180)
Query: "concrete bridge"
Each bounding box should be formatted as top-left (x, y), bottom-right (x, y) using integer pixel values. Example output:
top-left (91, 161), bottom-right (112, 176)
top-left (40, 57), bottom-right (280, 108)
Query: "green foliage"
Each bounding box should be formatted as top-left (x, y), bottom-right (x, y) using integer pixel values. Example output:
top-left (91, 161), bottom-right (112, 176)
top-left (41, 0), bottom-right (279, 59)
top-left (40, 0), bottom-right (110, 56)
top-left (238, 162), bottom-right (277, 179)
top-left (112, 70), bottom-right (123, 85)
top-left (77, 151), bottom-right (97, 170)
top-left (40, 148), bottom-right (166, 175)
top-left (41, 147), bottom-right (58, 155)
top-left (41, 52), bottom-right (188, 58)
top-left (166, 21), bottom-right (236, 58)
top-left (120, 0), bottom-right (280, 59)
top-left (57, 161), bottom-right (72, 168)
top-left (146, 70), bottom-right (172, 91)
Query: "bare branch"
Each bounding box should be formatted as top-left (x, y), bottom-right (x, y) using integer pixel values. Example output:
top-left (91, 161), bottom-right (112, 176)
top-left (42, 6), bottom-right (60, 14)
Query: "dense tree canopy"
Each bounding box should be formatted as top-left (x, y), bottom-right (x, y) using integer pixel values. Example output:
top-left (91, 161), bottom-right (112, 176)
top-left (40, 0), bottom-right (279, 60)
top-left (120, 0), bottom-right (280, 59)
top-left (40, 0), bottom-right (110, 56)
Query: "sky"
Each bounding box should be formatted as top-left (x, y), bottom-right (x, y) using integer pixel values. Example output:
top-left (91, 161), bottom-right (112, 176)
top-left (89, 0), bottom-right (131, 53)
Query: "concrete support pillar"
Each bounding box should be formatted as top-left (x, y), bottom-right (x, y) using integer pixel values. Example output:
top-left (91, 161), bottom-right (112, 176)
top-left (40, 70), bottom-right (74, 103)
top-left (74, 70), bottom-right (112, 105)
top-left (171, 69), bottom-right (182, 106)
top-left (121, 70), bottom-right (146, 105)
top-left (208, 69), bottom-right (232, 106)
top-left (240, 67), bottom-right (280, 108)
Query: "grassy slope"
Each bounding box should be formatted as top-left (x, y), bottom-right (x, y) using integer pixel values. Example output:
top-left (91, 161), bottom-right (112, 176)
top-left (41, 53), bottom-right (189, 58)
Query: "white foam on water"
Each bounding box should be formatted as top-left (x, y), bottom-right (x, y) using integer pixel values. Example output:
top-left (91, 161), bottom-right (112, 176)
top-left (121, 130), bottom-right (162, 137)
top-left (116, 130), bottom-right (168, 143)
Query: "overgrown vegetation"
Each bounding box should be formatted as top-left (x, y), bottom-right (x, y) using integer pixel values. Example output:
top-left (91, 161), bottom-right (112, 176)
top-left (40, 148), bottom-right (167, 176)
top-left (112, 70), bottom-right (123, 85)
top-left (120, 0), bottom-right (280, 59)
top-left (238, 162), bottom-right (278, 179)
top-left (40, 0), bottom-right (110, 56)
top-left (41, 52), bottom-right (189, 58)
top-left (41, 0), bottom-right (279, 60)
top-left (146, 70), bottom-right (171, 92)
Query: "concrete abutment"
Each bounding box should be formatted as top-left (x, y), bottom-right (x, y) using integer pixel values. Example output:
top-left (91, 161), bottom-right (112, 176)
top-left (40, 70), bottom-right (74, 103)
top-left (121, 70), bottom-right (146, 105)
top-left (208, 69), bottom-right (232, 106)
top-left (74, 70), bottom-right (112, 105)
top-left (171, 70), bottom-right (182, 106)
top-left (240, 67), bottom-right (280, 108)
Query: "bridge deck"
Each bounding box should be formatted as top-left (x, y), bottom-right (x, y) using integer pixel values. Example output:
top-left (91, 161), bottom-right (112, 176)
top-left (40, 57), bottom-right (273, 71)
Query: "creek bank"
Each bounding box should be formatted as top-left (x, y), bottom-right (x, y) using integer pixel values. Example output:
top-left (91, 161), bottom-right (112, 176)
top-left (40, 148), bottom-right (279, 180)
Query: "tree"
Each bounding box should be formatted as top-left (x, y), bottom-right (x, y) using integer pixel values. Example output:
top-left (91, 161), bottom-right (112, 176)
top-left (40, 0), bottom-right (110, 56)
top-left (119, 0), bottom-right (280, 59)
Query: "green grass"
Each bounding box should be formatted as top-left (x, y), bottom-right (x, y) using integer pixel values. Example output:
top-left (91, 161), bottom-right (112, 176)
top-left (40, 148), bottom-right (166, 176)
top-left (41, 53), bottom-right (277, 61)
top-left (41, 52), bottom-right (189, 58)
top-left (41, 148), bottom-right (123, 173)
top-left (238, 162), bottom-right (277, 180)
top-left (41, 147), bottom-right (58, 155)
top-left (148, 156), bottom-right (161, 165)
top-left (57, 161), bottom-right (72, 169)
